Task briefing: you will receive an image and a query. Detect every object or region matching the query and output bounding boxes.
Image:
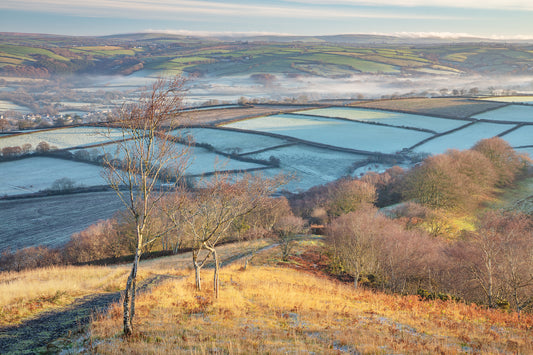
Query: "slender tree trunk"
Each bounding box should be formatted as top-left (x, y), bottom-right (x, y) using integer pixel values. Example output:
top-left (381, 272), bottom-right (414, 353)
top-left (123, 241), bottom-right (142, 336)
top-left (192, 251), bottom-right (201, 290)
top-left (123, 272), bottom-right (134, 336)
top-left (213, 249), bottom-right (219, 299)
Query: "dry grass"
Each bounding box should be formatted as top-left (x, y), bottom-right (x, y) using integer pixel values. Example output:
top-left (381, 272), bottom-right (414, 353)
top-left (353, 97), bottom-right (506, 118)
top-left (0, 265), bottom-right (135, 325)
top-left (141, 239), bottom-right (272, 271)
top-left (88, 243), bottom-right (533, 354)
top-left (0, 239), bottom-right (269, 326)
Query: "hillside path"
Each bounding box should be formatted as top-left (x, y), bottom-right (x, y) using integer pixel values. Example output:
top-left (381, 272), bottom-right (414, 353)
top-left (0, 274), bottom-right (176, 354)
top-left (0, 243), bottom-right (276, 354)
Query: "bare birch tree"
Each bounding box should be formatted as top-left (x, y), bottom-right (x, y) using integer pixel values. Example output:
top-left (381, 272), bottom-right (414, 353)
top-left (103, 77), bottom-right (189, 336)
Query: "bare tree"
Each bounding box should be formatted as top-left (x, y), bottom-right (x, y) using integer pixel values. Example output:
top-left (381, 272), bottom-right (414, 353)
top-left (103, 77), bottom-right (189, 336)
top-left (326, 206), bottom-right (383, 289)
top-left (178, 174), bottom-right (283, 298)
top-left (273, 214), bottom-right (307, 261)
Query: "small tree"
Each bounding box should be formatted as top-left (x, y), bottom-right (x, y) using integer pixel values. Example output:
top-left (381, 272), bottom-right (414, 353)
top-left (103, 77), bottom-right (189, 336)
top-left (326, 206), bottom-right (383, 289)
top-left (177, 174), bottom-right (283, 298)
top-left (273, 214), bottom-right (307, 261)
top-left (327, 179), bottom-right (376, 217)
top-left (50, 177), bottom-right (76, 192)
top-left (36, 141), bottom-right (51, 153)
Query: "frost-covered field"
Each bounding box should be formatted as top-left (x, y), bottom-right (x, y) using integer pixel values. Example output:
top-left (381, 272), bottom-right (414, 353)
top-left (224, 114), bottom-right (432, 154)
top-left (185, 146), bottom-right (266, 175)
top-left (413, 122), bottom-right (515, 155)
top-left (70, 140), bottom-right (264, 176)
top-left (0, 126), bottom-right (125, 151)
top-left (472, 105), bottom-right (533, 123)
top-left (245, 144), bottom-right (368, 191)
top-left (176, 127), bottom-right (288, 154)
top-left (0, 157), bottom-right (108, 196)
top-left (500, 126), bottom-right (533, 147)
top-left (1, 191), bottom-right (124, 250)
top-left (295, 107), bottom-right (468, 133)
top-left (479, 96), bottom-right (533, 104)
top-left (0, 99), bottom-right (32, 113)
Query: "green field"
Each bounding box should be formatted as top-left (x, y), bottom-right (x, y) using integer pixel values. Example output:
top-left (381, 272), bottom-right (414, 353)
top-left (1, 33), bottom-right (532, 78)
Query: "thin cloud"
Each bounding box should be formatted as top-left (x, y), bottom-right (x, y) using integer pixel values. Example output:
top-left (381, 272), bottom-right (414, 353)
top-left (144, 29), bottom-right (296, 37)
top-left (0, 0), bottom-right (464, 20)
top-left (285, 0), bottom-right (533, 11)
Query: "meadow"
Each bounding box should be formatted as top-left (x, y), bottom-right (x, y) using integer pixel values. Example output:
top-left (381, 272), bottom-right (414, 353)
top-left (0, 126), bottom-right (126, 152)
top-left (0, 156), bottom-right (108, 196)
top-left (75, 241), bottom-right (533, 354)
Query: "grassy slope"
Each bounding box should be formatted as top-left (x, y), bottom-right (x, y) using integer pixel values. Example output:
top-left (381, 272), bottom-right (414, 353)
top-left (83, 240), bottom-right (533, 354)
top-left (2, 234), bottom-right (532, 353)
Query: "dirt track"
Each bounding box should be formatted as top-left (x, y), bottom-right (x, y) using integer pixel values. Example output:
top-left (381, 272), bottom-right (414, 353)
top-left (0, 274), bottom-right (176, 354)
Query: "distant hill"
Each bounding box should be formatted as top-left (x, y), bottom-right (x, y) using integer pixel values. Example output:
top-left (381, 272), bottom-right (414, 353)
top-left (1, 31), bottom-right (532, 79)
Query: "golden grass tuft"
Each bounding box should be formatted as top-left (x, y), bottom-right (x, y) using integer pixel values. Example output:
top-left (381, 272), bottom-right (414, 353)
top-left (0, 265), bottom-right (135, 325)
top-left (88, 259), bottom-right (533, 354)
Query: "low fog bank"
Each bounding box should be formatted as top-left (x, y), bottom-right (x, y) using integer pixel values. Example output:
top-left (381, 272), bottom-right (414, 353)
top-left (187, 73), bottom-right (533, 104)
top-left (1, 72), bottom-right (533, 117)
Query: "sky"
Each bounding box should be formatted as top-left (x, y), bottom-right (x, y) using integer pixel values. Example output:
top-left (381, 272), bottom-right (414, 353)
top-left (0, 0), bottom-right (532, 39)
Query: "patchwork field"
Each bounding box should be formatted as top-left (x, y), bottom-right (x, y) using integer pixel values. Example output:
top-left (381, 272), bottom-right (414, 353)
top-left (0, 157), bottom-right (108, 196)
top-left (295, 107), bottom-right (468, 133)
top-left (472, 104), bottom-right (533, 123)
top-left (0, 191), bottom-right (123, 250)
top-left (177, 127), bottom-right (288, 154)
top-left (0, 100), bottom-right (31, 113)
top-left (0, 126), bottom-right (125, 151)
top-left (412, 122), bottom-right (515, 154)
top-left (185, 146), bottom-right (267, 176)
top-left (354, 97), bottom-right (506, 118)
top-left (245, 144), bottom-right (369, 191)
top-left (500, 125), bottom-right (533, 147)
top-left (224, 113), bottom-right (433, 154)
top-left (478, 96), bottom-right (533, 104)
top-left (2, 99), bottom-right (533, 252)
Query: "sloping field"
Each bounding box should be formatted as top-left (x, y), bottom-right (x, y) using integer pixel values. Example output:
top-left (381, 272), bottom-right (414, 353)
top-left (0, 100), bottom-right (32, 113)
top-left (500, 125), bottom-right (533, 147)
top-left (224, 113), bottom-right (432, 154)
top-left (295, 107), bottom-right (467, 133)
top-left (353, 98), bottom-right (506, 118)
top-left (185, 146), bottom-right (267, 176)
top-left (478, 96), bottom-right (533, 104)
top-left (70, 140), bottom-right (266, 177)
top-left (179, 105), bottom-right (313, 126)
top-left (0, 126), bottom-right (125, 151)
top-left (472, 104), bottom-right (533, 123)
top-left (87, 244), bottom-right (533, 354)
top-left (177, 127), bottom-right (288, 154)
top-left (0, 191), bottom-right (123, 251)
top-left (0, 157), bottom-right (108, 196)
top-left (246, 144), bottom-right (368, 191)
top-left (413, 122), bottom-right (515, 154)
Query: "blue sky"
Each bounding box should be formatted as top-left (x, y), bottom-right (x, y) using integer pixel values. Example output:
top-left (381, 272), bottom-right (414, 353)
top-left (0, 0), bottom-right (532, 39)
